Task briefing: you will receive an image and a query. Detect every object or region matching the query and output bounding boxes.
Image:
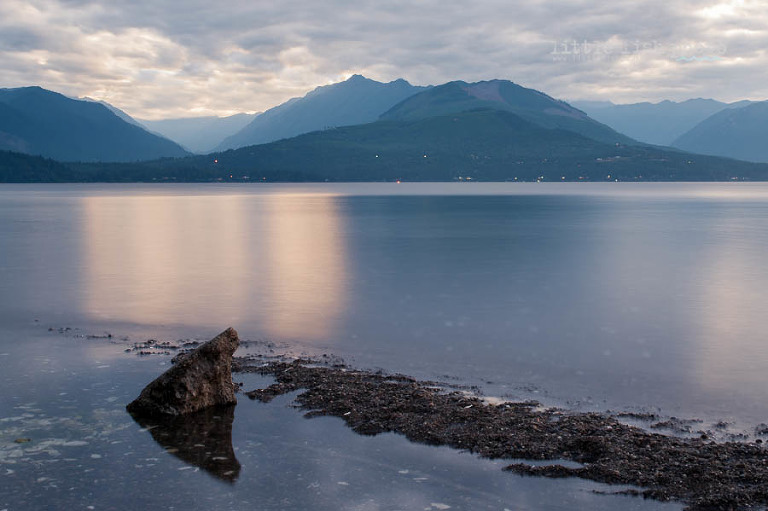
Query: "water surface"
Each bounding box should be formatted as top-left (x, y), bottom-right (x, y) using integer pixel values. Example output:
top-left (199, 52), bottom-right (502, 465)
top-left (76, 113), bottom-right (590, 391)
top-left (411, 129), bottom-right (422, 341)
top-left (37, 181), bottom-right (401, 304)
top-left (4, 182), bottom-right (768, 509)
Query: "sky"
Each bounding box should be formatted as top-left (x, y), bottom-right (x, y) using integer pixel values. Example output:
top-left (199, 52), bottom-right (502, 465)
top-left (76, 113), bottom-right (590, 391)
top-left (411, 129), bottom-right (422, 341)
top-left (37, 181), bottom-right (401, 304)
top-left (1, 0), bottom-right (766, 119)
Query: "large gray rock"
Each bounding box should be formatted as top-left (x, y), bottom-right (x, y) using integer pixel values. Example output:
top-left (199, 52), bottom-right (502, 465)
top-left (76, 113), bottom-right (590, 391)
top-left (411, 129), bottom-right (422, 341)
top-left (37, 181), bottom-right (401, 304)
top-left (127, 327), bottom-right (239, 416)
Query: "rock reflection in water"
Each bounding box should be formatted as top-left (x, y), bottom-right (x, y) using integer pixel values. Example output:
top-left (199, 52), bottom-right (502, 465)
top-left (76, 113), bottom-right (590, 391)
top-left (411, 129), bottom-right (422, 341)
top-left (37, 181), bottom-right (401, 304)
top-left (130, 405), bottom-right (241, 482)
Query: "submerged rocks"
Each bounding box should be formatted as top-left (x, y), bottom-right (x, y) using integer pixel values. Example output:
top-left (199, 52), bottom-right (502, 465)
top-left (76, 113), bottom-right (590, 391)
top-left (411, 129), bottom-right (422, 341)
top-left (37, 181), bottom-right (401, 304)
top-left (127, 327), bottom-right (239, 417)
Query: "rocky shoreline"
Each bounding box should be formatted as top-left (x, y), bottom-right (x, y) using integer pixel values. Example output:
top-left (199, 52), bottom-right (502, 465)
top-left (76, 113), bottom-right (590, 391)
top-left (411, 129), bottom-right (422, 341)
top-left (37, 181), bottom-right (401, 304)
top-left (49, 325), bottom-right (768, 509)
top-left (234, 358), bottom-right (768, 511)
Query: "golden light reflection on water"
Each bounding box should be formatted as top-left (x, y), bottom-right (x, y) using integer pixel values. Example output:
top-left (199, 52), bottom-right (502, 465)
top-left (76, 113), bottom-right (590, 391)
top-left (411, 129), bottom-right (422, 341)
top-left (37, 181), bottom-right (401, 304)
top-left (689, 218), bottom-right (768, 393)
top-left (81, 193), bottom-right (348, 340)
top-left (259, 197), bottom-right (348, 340)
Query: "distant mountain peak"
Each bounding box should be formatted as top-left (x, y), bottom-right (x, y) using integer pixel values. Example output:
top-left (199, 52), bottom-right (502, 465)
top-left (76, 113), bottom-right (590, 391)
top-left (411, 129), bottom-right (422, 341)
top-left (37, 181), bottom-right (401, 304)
top-left (573, 97), bottom-right (753, 146)
top-left (1, 85), bottom-right (55, 97)
top-left (461, 80), bottom-right (506, 104)
top-left (1, 85), bottom-right (44, 91)
top-left (378, 78), bottom-right (631, 144)
top-left (0, 85), bottom-right (188, 162)
top-left (341, 74), bottom-right (418, 88)
top-left (216, 75), bottom-right (428, 150)
top-left (673, 100), bottom-right (768, 162)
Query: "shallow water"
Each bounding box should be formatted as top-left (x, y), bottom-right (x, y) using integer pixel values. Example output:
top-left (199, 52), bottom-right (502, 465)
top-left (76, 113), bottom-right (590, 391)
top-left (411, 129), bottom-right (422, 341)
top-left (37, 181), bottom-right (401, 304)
top-left (3, 181), bottom-right (768, 508)
top-left (0, 325), bottom-right (680, 511)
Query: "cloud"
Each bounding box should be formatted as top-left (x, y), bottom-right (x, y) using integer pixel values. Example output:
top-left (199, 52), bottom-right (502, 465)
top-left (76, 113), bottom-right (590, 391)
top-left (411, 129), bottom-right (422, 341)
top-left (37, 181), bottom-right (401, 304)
top-left (0, 0), bottom-right (766, 118)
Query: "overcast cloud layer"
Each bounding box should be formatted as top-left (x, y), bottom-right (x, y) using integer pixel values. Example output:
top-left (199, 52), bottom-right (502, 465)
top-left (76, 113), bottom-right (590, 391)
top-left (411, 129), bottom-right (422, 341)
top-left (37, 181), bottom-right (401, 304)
top-left (1, 0), bottom-right (766, 118)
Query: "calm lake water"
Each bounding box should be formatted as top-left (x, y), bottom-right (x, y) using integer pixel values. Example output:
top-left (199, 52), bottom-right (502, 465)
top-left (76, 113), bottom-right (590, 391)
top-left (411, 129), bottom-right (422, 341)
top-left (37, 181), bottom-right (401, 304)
top-left (4, 181), bottom-right (768, 510)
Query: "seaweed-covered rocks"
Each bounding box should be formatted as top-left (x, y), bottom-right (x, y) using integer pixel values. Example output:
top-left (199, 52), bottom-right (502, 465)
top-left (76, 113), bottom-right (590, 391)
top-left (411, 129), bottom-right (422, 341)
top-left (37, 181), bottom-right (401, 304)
top-left (239, 359), bottom-right (768, 511)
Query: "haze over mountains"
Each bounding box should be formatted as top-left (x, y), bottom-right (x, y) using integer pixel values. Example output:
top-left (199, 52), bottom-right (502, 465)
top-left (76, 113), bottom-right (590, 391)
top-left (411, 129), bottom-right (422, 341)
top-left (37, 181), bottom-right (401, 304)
top-left (672, 101), bottom-right (768, 163)
top-left (80, 97), bottom-right (145, 127)
top-left (216, 75), bottom-right (428, 150)
top-left (173, 106), bottom-right (763, 183)
top-left (2, 75), bottom-right (768, 181)
top-left (139, 114), bottom-right (258, 153)
top-left (0, 87), bottom-right (188, 162)
top-left (573, 99), bottom-right (754, 147)
top-left (383, 80), bottom-right (634, 146)
top-left (5, 76), bottom-right (767, 183)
